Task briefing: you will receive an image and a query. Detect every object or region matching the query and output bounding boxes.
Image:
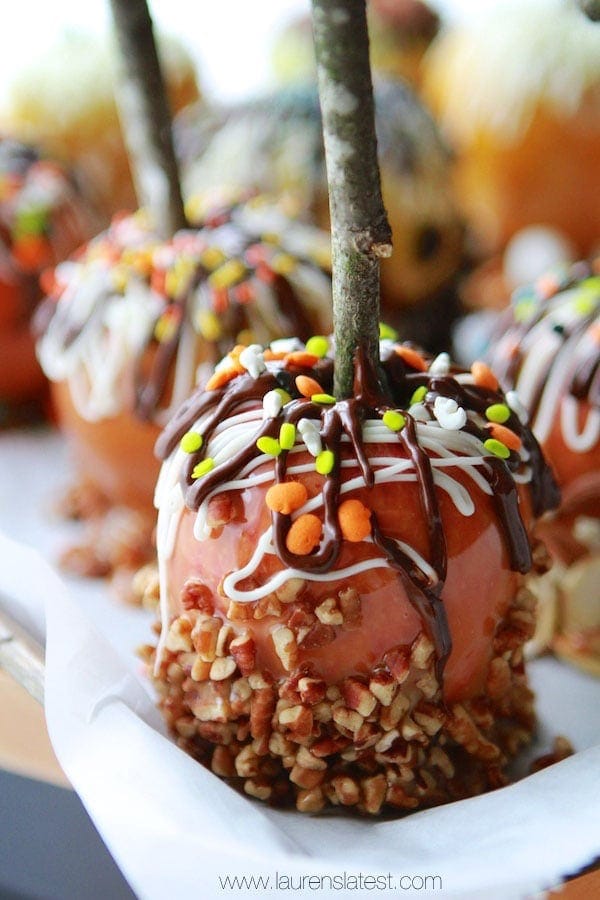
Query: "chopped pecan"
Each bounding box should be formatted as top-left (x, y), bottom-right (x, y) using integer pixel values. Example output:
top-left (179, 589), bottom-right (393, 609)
top-left (342, 678), bottom-right (377, 717)
top-left (180, 578), bottom-right (214, 614)
top-left (210, 657), bottom-right (237, 681)
top-left (314, 598), bottom-right (343, 626)
top-left (337, 586), bottom-right (362, 627)
top-left (271, 625), bottom-right (298, 672)
top-left (191, 616), bottom-right (221, 661)
top-left (384, 646), bottom-right (411, 683)
top-left (361, 774), bottom-right (387, 815)
top-left (250, 686), bottom-right (276, 740)
top-left (298, 676), bottom-right (327, 706)
top-left (229, 632), bottom-right (256, 676)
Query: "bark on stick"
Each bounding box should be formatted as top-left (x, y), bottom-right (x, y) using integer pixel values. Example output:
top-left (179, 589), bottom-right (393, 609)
top-left (110, 0), bottom-right (187, 237)
top-left (311, 0), bottom-right (392, 398)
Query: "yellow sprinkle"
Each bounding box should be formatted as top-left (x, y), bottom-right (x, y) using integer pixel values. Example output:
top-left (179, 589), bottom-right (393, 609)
top-left (200, 246), bottom-right (227, 271)
top-left (196, 309), bottom-right (223, 341)
top-left (379, 322), bottom-right (398, 341)
top-left (261, 232), bottom-right (280, 245)
top-left (410, 386), bottom-right (427, 404)
top-left (315, 449), bottom-right (335, 475)
top-left (484, 438), bottom-right (510, 460)
top-left (305, 335), bottom-right (329, 358)
top-left (256, 436), bottom-right (281, 457)
top-left (209, 258), bottom-right (247, 290)
top-left (382, 410), bottom-right (405, 432)
top-left (311, 393), bottom-right (336, 405)
top-left (111, 266), bottom-right (128, 294)
top-left (271, 252), bottom-right (297, 276)
top-left (279, 423), bottom-right (296, 450)
top-left (154, 313), bottom-right (178, 343)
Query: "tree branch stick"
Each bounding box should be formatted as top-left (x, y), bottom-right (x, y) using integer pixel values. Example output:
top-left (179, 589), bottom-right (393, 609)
top-left (311, 0), bottom-right (392, 398)
top-left (110, 0), bottom-right (187, 237)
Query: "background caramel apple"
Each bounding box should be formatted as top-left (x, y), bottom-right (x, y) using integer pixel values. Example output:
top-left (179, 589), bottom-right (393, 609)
top-left (0, 136), bottom-right (100, 424)
top-left (487, 259), bottom-right (600, 674)
top-left (35, 196), bottom-right (333, 581)
top-left (423, 1), bottom-right (600, 260)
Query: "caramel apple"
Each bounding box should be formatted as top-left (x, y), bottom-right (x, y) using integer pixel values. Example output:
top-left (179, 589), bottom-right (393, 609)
top-left (0, 137), bottom-right (99, 423)
top-left (35, 195), bottom-right (332, 579)
top-left (487, 261), bottom-right (600, 674)
top-left (145, 336), bottom-right (559, 813)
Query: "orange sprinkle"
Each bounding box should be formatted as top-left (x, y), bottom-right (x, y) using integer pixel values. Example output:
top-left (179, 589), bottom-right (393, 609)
top-left (233, 280), bottom-right (255, 304)
top-left (212, 287), bottom-right (229, 313)
top-left (12, 234), bottom-right (52, 272)
top-left (295, 375), bottom-right (324, 398)
top-left (471, 361), bottom-right (499, 391)
top-left (338, 499), bottom-right (372, 542)
top-left (39, 267), bottom-right (58, 297)
top-left (265, 481), bottom-right (308, 515)
top-left (395, 346), bottom-right (427, 372)
top-left (284, 351), bottom-right (320, 368)
top-left (286, 513), bottom-right (322, 555)
top-left (486, 423), bottom-right (522, 451)
top-left (151, 268), bottom-right (167, 296)
top-left (263, 349), bottom-right (287, 361)
top-left (204, 361), bottom-right (245, 391)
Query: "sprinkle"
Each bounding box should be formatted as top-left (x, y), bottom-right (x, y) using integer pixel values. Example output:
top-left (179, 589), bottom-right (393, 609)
top-left (262, 390), bottom-right (283, 419)
top-left (315, 449), bottom-right (335, 475)
top-left (338, 499), bottom-right (371, 542)
top-left (196, 309), bottom-right (222, 341)
top-left (311, 393), bottom-right (336, 405)
top-left (266, 481), bottom-right (308, 515)
top-left (270, 337), bottom-right (303, 355)
top-left (410, 385), bottom-right (427, 404)
top-left (239, 344), bottom-right (266, 378)
top-left (486, 423), bottom-right (522, 451)
top-left (274, 387), bottom-right (292, 405)
top-left (204, 363), bottom-right (244, 391)
top-left (296, 375), bottom-right (324, 398)
top-left (483, 438), bottom-right (510, 460)
top-left (305, 335), bottom-right (329, 358)
top-left (433, 396), bottom-right (467, 430)
top-left (298, 419), bottom-right (322, 457)
top-left (256, 436), bottom-right (281, 457)
top-left (395, 346), bottom-right (428, 371)
top-left (379, 322), bottom-right (398, 340)
top-left (429, 352), bottom-right (451, 376)
top-left (180, 432), bottom-right (203, 453)
top-left (471, 361), bottom-right (499, 391)
top-left (154, 309), bottom-right (180, 343)
top-left (409, 404), bottom-right (430, 422)
top-left (200, 246), bottom-right (226, 270)
top-left (192, 458), bottom-right (215, 479)
top-left (209, 258), bottom-right (247, 290)
top-left (279, 422), bottom-right (296, 450)
top-left (286, 513), bottom-right (322, 555)
top-left (506, 390), bottom-right (528, 424)
top-left (285, 351), bottom-right (320, 368)
top-left (379, 339), bottom-right (396, 361)
top-left (573, 278), bottom-right (600, 315)
top-left (382, 410), bottom-right (406, 432)
top-left (485, 403), bottom-right (511, 424)
top-left (271, 252), bottom-right (297, 275)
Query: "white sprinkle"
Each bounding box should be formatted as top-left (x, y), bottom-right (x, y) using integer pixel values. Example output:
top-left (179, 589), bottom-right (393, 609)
top-left (270, 337), bottom-right (303, 354)
top-left (262, 390), bottom-right (283, 419)
top-left (379, 339), bottom-right (396, 361)
top-left (429, 352), bottom-right (451, 376)
top-left (239, 344), bottom-right (266, 378)
top-left (506, 390), bottom-right (529, 424)
top-left (298, 418), bottom-right (322, 456)
top-left (433, 396), bottom-right (467, 430)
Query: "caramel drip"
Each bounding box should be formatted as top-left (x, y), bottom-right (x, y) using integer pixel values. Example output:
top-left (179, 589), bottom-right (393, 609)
top-left (155, 347), bottom-right (560, 675)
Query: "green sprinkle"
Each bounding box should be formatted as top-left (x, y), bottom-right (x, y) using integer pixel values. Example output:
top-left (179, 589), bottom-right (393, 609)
top-left (573, 278), bottom-right (600, 316)
top-left (410, 386), bottom-right (427, 405)
top-left (180, 431), bottom-right (203, 453)
top-left (379, 322), bottom-right (398, 341)
top-left (274, 388), bottom-right (292, 405)
top-left (305, 335), bottom-right (329, 358)
top-left (311, 393), bottom-right (336, 405)
top-left (382, 410), bottom-right (406, 432)
top-left (485, 403), bottom-right (510, 424)
top-left (191, 458), bottom-right (215, 479)
top-left (256, 436), bottom-right (281, 457)
top-left (315, 449), bottom-right (335, 475)
top-left (484, 438), bottom-right (510, 460)
top-left (279, 422), bottom-right (296, 450)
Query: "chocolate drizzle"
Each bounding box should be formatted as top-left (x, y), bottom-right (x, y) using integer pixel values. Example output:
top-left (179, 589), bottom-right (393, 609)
top-left (156, 342), bottom-right (560, 683)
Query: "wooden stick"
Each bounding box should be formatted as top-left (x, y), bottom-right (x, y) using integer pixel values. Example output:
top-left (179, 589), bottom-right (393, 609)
top-left (0, 606), bottom-right (45, 705)
top-left (311, 0), bottom-right (392, 399)
top-left (110, 0), bottom-right (187, 237)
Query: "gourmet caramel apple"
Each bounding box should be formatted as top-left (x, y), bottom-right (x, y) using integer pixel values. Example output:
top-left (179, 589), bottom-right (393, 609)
top-left (423, 1), bottom-right (600, 258)
top-left (488, 261), bottom-right (600, 675)
top-left (3, 32), bottom-right (200, 222)
top-left (176, 79), bottom-right (465, 351)
top-left (0, 137), bottom-right (99, 423)
top-left (35, 195), bottom-right (332, 579)
top-left (146, 337), bottom-right (559, 813)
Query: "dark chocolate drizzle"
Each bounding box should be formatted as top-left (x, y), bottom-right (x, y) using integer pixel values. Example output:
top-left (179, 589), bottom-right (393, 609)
top-left (156, 343), bottom-right (560, 683)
